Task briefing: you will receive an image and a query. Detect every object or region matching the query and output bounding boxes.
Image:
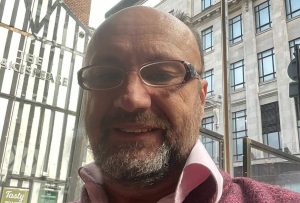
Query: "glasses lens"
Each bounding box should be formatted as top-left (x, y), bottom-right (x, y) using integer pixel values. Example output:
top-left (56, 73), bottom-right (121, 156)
top-left (140, 61), bottom-right (186, 86)
top-left (81, 66), bottom-right (123, 89)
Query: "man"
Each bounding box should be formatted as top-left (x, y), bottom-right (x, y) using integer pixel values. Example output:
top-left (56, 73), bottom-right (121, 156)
top-left (76, 6), bottom-right (300, 203)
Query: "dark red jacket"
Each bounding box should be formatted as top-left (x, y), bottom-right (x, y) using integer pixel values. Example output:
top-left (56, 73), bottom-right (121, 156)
top-left (185, 171), bottom-right (300, 203)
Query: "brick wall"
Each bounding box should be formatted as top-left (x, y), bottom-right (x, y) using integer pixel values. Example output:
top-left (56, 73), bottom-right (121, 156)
top-left (64, 0), bottom-right (91, 26)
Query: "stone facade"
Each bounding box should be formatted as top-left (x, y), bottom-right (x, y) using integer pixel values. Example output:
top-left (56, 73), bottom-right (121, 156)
top-left (135, 0), bottom-right (300, 156)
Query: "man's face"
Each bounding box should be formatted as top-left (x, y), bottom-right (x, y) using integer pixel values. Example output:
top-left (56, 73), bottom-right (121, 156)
top-left (83, 7), bottom-right (207, 186)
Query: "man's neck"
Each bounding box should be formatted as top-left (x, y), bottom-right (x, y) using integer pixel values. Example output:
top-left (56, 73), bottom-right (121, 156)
top-left (103, 168), bottom-right (182, 203)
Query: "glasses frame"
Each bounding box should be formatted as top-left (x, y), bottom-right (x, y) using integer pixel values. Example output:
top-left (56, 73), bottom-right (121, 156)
top-left (77, 60), bottom-right (201, 91)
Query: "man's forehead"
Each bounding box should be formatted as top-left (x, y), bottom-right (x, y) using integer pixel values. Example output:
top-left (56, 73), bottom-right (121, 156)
top-left (85, 6), bottom-right (202, 70)
top-left (102, 7), bottom-right (176, 28)
top-left (95, 7), bottom-right (189, 38)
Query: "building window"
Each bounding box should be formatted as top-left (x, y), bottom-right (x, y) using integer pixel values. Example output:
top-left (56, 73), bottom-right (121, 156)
top-left (230, 60), bottom-right (245, 91)
top-left (202, 0), bottom-right (212, 10)
top-left (289, 37), bottom-right (300, 59)
top-left (258, 48), bottom-right (276, 82)
top-left (202, 116), bottom-right (214, 130)
top-left (255, 1), bottom-right (272, 32)
top-left (202, 116), bottom-right (214, 157)
top-left (202, 26), bottom-right (213, 52)
top-left (285, 0), bottom-right (300, 19)
top-left (203, 69), bottom-right (213, 96)
top-left (261, 102), bottom-right (281, 149)
top-left (232, 110), bottom-right (247, 162)
top-left (229, 15), bottom-right (243, 44)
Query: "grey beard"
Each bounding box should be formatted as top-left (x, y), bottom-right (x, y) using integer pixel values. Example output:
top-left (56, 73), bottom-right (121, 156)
top-left (93, 142), bottom-right (172, 187)
top-left (91, 105), bottom-right (201, 187)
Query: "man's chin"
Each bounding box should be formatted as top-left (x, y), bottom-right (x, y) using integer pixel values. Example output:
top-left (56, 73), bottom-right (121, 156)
top-left (94, 143), bottom-right (171, 186)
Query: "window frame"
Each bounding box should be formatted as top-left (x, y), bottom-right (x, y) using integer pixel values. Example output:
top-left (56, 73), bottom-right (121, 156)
top-left (203, 69), bottom-right (214, 96)
top-left (201, 26), bottom-right (213, 53)
top-left (230, 59), bottom-right (245, 91)
top-left (201, 0), bottom-right (212, 11)
top-left (229, 15), bottom-right (243, 44)
top-left (285, 0), bottom-right (300, 20)
top-left (261, 102), bottom-right (281, 150)
top-left (289, 37), bottom-right (300, 59)
top-left (201, 116), bottom-right (215, 158)
top-left (255, 0), bottom-right (272, 33)
top-left (232, 110), bottom-right (247, 162)
top-left (257, 48), bottom-right (276, 82)
top-left (263, 132), bottom-right (281, 149)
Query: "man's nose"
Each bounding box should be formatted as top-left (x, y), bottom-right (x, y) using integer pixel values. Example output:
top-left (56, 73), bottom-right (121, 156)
top-left (113, 74), bottom-right (151, 112)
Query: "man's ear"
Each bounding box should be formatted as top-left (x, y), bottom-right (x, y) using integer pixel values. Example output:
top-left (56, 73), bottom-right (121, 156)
top-left (199, 79), bottom-right (208, 105)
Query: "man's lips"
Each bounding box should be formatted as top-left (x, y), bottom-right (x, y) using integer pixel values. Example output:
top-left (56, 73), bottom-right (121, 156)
top-left (106, 123), bottom-right (164, 142)
top-left (116, 127), bottom-right (158, 133)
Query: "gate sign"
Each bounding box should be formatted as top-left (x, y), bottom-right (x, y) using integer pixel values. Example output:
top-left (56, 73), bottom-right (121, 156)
top-left (38, 190), bottom-right (58, 203)
top-left (0, 187), bottom-right (29, 203)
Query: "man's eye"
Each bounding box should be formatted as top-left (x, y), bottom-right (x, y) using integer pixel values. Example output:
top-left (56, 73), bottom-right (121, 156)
top-left (145, 72), bottom-right (175, 83)
top-left (84, 69), bottom-right (123, 88)
top-left (96, 72), bottom-right (116, 81)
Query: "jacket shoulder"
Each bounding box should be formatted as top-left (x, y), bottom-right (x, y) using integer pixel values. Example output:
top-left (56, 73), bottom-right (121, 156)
top-left (220, 172), bottom-right (300, 203)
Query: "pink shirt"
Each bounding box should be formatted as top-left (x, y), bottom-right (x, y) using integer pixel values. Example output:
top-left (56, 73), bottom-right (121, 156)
top-left (77, 140), bottom-right (223, 203)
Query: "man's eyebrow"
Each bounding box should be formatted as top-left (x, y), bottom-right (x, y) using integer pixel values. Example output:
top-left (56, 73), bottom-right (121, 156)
top-left (143, 53), bottom-right (178, 62)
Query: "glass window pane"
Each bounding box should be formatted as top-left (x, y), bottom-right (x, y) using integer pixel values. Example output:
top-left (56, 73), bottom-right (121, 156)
top-left (236, 118), bottom-right (245, 131)
top-left (291, 0), bottom-right (300, 11)
top-left (255, 1), bottom-right (271, 32)
top-left (258, 49), bottom-right (275, 81)
top-left (259, 8), bottom-right (270, 26)
top-left (235, 67), bottom-right (244, 84)
top-left (205, 143), bottom-right (213, 156)
top-left (236, 131), bottom-right (246, 138)
top-left (263, 56), bottom-right (274, 75)
top-left (233, 22), bottom-right (241, 38)
top-left (237, 139), bottom-right (243, 154)
top-left (268, 132), bottom-right (280, 149)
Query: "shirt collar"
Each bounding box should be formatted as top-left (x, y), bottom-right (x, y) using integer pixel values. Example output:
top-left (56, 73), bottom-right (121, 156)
top-left (78, 140), bottom-right (223, 203)
top-left (174, 140), bottom-right (223, 202)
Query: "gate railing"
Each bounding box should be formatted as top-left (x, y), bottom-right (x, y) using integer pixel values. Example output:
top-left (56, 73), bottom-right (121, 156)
top-left (243, 137), bottom-right (300, 192)
top-left (200, 128), bottom-right (224, 169)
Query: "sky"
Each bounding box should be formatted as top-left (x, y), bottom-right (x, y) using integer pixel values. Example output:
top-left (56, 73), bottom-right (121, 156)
top-left (89, 0), bottom-right (122, 28)
top-left (89, 0), bottom-right (162, 28)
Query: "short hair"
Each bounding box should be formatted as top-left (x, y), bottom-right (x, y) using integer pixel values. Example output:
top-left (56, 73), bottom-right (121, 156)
top-left (171, 10), bottom-right (204, 75)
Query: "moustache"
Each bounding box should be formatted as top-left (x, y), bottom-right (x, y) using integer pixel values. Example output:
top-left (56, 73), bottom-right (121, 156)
top-left (101, 110), bottom-right (170, 129)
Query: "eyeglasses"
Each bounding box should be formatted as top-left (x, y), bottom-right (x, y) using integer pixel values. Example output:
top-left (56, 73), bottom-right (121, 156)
top-left (77, 60), bottom-right (201, 90)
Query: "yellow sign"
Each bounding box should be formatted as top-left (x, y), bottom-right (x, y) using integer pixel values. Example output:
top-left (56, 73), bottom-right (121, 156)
top-left (0, 187), bottom-right (29, 203)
